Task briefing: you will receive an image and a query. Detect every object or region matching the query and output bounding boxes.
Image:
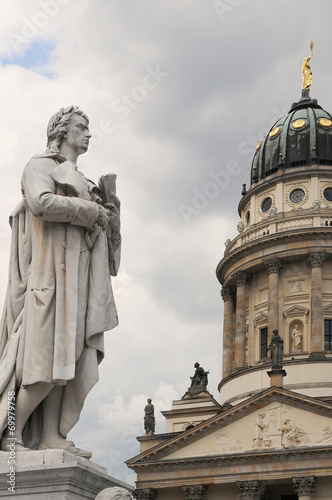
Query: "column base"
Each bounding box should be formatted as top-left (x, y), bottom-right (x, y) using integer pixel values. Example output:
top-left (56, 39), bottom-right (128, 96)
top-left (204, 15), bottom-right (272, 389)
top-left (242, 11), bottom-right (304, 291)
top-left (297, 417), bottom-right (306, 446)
top-left (0, 449), bottom-right (132, 499)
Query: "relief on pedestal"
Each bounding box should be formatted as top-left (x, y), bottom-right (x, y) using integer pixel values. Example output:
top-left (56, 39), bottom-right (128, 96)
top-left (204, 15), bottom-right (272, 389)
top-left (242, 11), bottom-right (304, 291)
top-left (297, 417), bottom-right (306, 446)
top-left (288, 279), bottom-right (305, 293)
top-left (251, 407), bottom-right (308, 449)
top-left (281, 418), bottom-right (309, 448)
top-left (316, 425), bottom-right (332, 444)
top-left (215, 429), bottom-right (244, 453)
top-left (252, 413), bottom-right (266, 448)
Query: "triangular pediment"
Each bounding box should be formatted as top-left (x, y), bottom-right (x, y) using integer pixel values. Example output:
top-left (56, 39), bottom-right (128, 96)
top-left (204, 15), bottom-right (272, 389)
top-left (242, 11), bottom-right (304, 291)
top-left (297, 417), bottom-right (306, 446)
top-left (323, 303), bottom-right (332, 314)
top-left (127, 387), bottom-right (332, 466)
top-left (283, 305), bottom-right (309, 317)
top-left (253, 312), bottom-right (268, 326)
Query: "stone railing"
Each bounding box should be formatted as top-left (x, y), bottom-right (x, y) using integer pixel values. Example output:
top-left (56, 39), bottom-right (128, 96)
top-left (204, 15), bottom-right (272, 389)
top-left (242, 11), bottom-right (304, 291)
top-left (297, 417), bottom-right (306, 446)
top-left (225, 212), bottom-right (331, 255)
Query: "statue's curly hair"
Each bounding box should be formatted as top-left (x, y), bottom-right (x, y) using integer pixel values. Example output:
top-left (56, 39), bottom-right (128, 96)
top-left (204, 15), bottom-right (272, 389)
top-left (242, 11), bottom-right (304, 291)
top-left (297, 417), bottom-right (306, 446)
top-left (45, 105), bottom-right (89, 153)
top-left (95, 487), bottom-right (131, 500)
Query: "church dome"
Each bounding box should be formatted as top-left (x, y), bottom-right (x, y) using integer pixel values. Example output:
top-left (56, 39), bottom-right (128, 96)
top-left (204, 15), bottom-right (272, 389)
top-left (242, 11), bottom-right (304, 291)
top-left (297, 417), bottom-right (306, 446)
top-left (251, 92), bottom-right (332, 184)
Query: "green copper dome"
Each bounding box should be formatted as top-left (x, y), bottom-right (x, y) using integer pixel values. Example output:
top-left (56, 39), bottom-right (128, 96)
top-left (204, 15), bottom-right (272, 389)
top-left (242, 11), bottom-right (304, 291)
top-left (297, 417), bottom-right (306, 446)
top-left (251, 92), bottom-right (332, 185)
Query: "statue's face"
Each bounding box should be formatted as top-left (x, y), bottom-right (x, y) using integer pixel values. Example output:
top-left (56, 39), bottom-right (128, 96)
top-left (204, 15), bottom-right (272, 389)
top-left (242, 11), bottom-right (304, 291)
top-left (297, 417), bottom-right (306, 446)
top-left (64, 115), bottom-right (91, 155)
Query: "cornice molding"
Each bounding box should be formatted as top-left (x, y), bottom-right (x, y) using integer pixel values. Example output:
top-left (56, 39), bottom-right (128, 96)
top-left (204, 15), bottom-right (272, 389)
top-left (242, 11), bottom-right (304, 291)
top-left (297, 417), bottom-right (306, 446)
top-left (217, 229), bottom-right (331, 284)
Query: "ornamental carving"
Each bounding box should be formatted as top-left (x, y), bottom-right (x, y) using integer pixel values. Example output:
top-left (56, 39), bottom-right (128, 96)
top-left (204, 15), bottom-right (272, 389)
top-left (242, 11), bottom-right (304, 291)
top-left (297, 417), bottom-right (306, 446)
top-left (236, 480), bottom-right (265, 499)
top-left (308, 252), bottom-right (326, 268)
top-left (264, 257), bottom-right (283, 274)
top-left (183, 485), bottom-right (207, 500)
top-left (292, 476), bottom-right (317, 496)
top-left (232, 270), bottom-right (250, 287)
top-left (220, 286), bottom-right (235, 302)
top-left (134, 489), bottom-right (157, 499)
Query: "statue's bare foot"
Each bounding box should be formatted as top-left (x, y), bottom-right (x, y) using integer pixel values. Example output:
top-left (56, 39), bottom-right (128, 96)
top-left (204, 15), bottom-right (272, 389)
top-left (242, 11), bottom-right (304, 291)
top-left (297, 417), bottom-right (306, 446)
top-left (38, 439), bottom-right (92, 459)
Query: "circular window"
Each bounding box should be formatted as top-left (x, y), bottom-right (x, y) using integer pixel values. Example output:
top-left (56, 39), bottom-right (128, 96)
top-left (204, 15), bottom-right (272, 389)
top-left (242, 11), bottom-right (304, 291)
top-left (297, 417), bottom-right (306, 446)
top-left (261, 197), bottom-right (272, 213)
top-left (323, 187), bottom-right (332, 202)
top-left (269, 127), bottom-right (280, 139)
top-left (319, 118), bottom-right (332, 128)
top-left (289, 188), bottom-right (305, 203)
top-left (292, 119), bottom-right (306, 130)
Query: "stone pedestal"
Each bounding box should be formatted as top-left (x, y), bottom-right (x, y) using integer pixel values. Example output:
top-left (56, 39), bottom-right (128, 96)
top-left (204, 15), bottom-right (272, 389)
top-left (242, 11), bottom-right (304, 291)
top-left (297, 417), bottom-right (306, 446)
top-left (267, 369), bottom-right (287, 387)
top-left (0, 449), bottom-right (132, 499)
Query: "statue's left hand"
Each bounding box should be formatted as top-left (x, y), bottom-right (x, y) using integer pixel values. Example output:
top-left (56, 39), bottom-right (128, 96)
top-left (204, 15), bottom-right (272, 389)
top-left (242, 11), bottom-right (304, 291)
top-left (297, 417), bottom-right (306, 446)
top-left (105, 192), bottom-right (121, 237)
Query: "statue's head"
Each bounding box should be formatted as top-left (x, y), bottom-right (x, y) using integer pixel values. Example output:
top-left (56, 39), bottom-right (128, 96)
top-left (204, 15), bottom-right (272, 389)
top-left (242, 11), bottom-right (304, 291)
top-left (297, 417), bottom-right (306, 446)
top-left (46, 105), bottom-right (89, 154)
top-left (194, 362), bottom-right (200, 368)
top-left (95, 486), bottom-right (132, 500)
top-left (147, 398), bottom-right (152, 403)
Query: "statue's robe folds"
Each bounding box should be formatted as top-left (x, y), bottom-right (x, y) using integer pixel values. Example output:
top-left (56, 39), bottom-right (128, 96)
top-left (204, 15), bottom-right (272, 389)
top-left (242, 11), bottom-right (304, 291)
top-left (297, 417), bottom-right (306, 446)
top-left (0, 154), bottom-right (120, 448)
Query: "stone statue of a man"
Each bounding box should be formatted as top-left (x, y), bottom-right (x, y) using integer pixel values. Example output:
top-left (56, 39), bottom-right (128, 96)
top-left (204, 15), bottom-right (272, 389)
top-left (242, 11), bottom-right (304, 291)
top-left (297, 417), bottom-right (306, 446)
top-left (0, 105), bottom-right (121, 457)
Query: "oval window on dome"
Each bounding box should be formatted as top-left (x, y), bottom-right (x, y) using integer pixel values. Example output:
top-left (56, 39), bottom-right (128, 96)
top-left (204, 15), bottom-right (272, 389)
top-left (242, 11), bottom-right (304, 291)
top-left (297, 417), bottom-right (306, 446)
top-left (261, 197), bottom-right (272, 213)
top-left (319, 118), bottom-right (332, 128)
top-left (269, 127), bottom-right (280, 139)
top-left (289, 188), bottom-right (305, 203)
top-left (292, 119), bottom-right (306, 130)
top-left (323, 187), bottom-right (332, 202)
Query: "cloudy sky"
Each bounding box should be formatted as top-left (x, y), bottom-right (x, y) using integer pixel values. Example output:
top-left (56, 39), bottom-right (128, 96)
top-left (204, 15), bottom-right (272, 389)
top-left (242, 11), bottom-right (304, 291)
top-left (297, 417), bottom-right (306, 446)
top-left (0, 0), bottom-right (331, 486)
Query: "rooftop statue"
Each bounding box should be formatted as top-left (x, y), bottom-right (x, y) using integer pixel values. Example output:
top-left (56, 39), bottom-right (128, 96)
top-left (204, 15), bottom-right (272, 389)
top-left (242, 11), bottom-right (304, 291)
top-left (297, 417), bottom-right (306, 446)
top-left (190, 362), bottom-right (209, 389)
top-left (302, 40), bottom-right (314, 90)
top-left (144, 399), bottom-right (155, 436)
top-left (0, 106), bottom-right (121, 458)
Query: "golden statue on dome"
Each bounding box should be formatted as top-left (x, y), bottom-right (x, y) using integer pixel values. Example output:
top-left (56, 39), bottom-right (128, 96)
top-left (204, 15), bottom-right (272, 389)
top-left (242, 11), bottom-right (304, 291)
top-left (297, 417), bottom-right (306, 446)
top-left (302, 41), bottom-right (314, 90)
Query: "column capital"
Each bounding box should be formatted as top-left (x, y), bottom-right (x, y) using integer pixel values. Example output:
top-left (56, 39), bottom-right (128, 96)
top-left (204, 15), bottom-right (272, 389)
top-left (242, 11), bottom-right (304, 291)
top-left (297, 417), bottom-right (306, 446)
top-left (183, 485), bottom-right (207, 500)
top-left (264, 257), bottom-right (283, 274)
top-left (232, 270), bottom-right (250, 287)
top-left (236, 480), bottom-right (265, 499)
top-left (292, 476), bottom-right (317, 496)
top-left (308, 251), bottom-right (326, 268)
top-left (134, 489), bottom-right (157, 499)
top-left (220, 286), bottom-right (235, 302)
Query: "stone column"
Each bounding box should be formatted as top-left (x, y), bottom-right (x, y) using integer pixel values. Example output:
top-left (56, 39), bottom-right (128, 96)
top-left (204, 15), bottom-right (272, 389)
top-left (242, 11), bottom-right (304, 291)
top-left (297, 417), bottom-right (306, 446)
top-left (134, 489), bottom-right (157, 499)
top-left (183, 485), bottom-right (207, 500)
top-left (236, 480), bottom-right (265, 499)
top-left (221, 286), bottom-right (235, 378)
top-left (292, 476), bottom-right (317, 500)
top-left (308, 252), bottom-right (326, 353)
top-left (264, 257), bottom-right (283, 344)
top-left (232, 271), bottom-right (249, 370)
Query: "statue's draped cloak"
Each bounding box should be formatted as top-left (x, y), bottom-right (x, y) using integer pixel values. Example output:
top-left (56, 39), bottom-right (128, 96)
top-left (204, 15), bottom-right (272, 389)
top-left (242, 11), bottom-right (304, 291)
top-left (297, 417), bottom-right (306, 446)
top-left (0, 154), bottom-right (120, 448)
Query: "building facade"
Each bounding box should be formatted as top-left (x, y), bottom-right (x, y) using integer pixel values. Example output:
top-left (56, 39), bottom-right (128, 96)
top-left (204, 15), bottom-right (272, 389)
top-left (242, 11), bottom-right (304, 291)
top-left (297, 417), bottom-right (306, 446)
top-left (127, 81), bottom-right (332, 500)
